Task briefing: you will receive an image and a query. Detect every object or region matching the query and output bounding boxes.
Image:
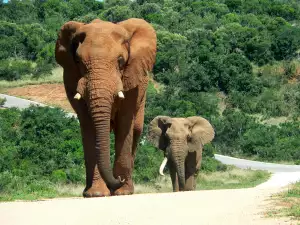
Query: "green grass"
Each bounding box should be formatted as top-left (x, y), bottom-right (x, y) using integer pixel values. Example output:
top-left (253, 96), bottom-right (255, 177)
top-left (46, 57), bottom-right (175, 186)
top-left (0, 67), bottom-right (63, 91)
top-left (267, 182), bottom-right (300, 223)
top-left (0, 184), bottom-right (82, 202)
top-left (0, 166), bottom-right (270, 202)
top-left (135, 166), bottom-right (271, 194)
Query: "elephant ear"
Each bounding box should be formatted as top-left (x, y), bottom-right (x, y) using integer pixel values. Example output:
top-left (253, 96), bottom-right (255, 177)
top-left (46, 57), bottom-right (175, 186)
top-left (147, 116), bottom-right (171, 150)
top-left (118, 18), bottom-right (157, 91)
top-left (55, 21), bottom-right (84, 69)
top-left (187, 116), bottom-right (215, 146)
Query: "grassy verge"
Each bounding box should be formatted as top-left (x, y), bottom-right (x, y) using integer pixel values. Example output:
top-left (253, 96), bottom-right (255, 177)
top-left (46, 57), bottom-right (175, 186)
top-left (136, 166), bottom-right (270, 193)
top-left (0, 67), bottom-right (63, 92)
top-left (0, 166), bottom-right (270, 202)
top-left (0, 184), bottom-right (83, 202)
top-left (267, 182), bottom-right (300, 223)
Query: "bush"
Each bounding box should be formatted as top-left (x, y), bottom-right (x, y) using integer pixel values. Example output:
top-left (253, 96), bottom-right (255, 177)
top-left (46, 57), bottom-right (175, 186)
top-left (133, 142), bottom-right (162, 183)
top-left (0, 97), bottom-right (6, 107)
top-left (0, 59), bottom-right (33, 81)
top-left (213, 109), bottom-right (300, 162)
top-left (51, 170), bottom-right (67, 183)
top-left (201, 157), bottom-right (228, 173)
top-left (0, 106), bottom-right (82, 196)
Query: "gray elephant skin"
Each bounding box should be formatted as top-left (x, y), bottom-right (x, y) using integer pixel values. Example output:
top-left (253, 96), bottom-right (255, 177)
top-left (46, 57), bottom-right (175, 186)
top-left (147, 116), bottom-right (215, 192)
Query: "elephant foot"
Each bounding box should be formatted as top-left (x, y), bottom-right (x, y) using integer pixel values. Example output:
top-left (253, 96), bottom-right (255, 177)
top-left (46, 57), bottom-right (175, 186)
top-left (113, 180), bottom-right (134, 196)
top-left (83, 181), bottom-right (111, 198)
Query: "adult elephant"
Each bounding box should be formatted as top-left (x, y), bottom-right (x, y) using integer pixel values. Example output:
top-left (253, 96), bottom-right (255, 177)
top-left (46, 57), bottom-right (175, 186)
top-left (55, 18), bottom-right (157, 197)
top-left (147, 116), bottom-right (215, 192)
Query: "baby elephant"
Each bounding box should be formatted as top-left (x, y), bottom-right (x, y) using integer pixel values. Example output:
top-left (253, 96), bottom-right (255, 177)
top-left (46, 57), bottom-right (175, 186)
top-left (147, 116), bottom-right (215, 192)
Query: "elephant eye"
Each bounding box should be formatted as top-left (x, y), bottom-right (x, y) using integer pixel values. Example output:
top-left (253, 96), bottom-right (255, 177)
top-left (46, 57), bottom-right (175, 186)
top-left (118, 56), bottom-right (126, 70)
top-left (74, 53), bottom-right (80, 64)
top-left (187, 133), bottom-right (192, 142)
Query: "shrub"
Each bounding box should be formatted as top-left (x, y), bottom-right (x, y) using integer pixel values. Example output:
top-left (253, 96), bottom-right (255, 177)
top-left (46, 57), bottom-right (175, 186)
top-left (213, 109), bottom-right (300, 162)
top-left (133, 142), bottom-right (162, 183)
top-left (51, 170), bottom-right (67, 183)
top-left (0, 97), bottom-right (6, 107)
top-left (201, 157), bottom-right (228, 173)
top-left (0, 106), bottom-right (83, 195)
top-left (0, 59), bottom-right (33, 81)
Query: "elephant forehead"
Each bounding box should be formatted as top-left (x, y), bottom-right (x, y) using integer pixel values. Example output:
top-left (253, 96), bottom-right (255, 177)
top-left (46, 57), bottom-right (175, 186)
top-left (80, 22), bottom-right (127, 41)
top-left (167, 119), bottom-right (189, 136)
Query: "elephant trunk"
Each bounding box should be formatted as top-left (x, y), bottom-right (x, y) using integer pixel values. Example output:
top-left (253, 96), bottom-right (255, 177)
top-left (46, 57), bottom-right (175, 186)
top-left (170, 147), bottom-right (186, 191)
top-left (87, 71), bottom-right (124, 190)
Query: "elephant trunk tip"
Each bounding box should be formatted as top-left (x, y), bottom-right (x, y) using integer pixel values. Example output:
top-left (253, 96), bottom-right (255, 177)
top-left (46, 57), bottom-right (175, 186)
top-left (118, 176), bottom-right (125, 183)
top-left (104, 176), bottom-right (125, 190)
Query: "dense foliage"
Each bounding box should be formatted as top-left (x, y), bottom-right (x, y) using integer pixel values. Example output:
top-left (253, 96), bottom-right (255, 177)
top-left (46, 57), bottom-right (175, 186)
top-left (2, 0), bottom-right (299, 117)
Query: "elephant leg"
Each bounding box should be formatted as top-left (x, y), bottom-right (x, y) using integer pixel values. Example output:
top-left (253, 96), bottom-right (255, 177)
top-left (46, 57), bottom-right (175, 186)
top-left (78, 113), bottom-right (111, 197)
top-left (113, 119), bottom-right (134, 195)
top-left (193, 150), bottom-right (203, 190)
top-left (112, 94), bottom-right (138, 195)
top-left (169, 161), bottom-right (179, 192)
top-left (184, 151), bottom-right (198, 191)
top-left (113, 88), bottom-right (144, 195)
top-left (131, 95), bottom-right (146, 165)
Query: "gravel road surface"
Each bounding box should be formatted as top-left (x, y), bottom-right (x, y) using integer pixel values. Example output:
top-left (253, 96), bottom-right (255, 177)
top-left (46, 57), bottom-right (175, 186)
top-left (215, 154), bottom-right (300, 173)
top-left (0, 186), bottom-right (296, 225)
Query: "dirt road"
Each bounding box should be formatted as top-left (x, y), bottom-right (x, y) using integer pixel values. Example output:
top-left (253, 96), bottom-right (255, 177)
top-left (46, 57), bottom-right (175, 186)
top-left (1, 173), bottom-right (299, 225)
top-left (0, 188), bottom-right (293, 225)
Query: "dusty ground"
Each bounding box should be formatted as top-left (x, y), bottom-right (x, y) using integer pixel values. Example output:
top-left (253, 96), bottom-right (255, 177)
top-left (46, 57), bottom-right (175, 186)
top-left (0, 186), bottom-right (296, 225)
top-left (3, 84), bottom-right (74, 112)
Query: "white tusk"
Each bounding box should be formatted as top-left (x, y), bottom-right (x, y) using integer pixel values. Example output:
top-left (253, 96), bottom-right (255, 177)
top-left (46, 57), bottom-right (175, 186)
top-left (159, 157), bottom-right (168, 176)
top-left (74, 93), bottom-right (81, 100)
top-left (118, 91), bottom-right (125, 99)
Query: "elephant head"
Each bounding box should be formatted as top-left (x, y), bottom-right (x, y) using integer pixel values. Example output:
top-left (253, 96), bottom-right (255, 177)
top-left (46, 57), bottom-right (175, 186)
top-left (55, 19), bottom-right (156, 190)
top-left (147, 116), bottom-right (215, 191)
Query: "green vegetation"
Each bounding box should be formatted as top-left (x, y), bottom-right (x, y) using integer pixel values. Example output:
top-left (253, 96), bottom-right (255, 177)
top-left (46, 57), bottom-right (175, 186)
top-left (267, 182), bottom-right (300, 222)
top-left (0, 0), bottom-right (104, 80)
top-left (0, 106), bottom-right (83, 201)
top-left (0, 97), bottom-right (6, 106)
top-left (0, 67), bottom-right (63, 92)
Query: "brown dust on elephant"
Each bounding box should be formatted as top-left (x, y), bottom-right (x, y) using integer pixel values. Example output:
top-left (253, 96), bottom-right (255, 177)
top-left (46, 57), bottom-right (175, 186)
top-left (147, 116), bottom-right (215, 192)
top-left (55, 18), bottom-right (157, 197)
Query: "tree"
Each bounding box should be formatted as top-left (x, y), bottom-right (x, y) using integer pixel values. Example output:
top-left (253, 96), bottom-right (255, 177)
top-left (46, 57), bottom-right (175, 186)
top-left (0, 21), bottom-right (27, 59)
top-left (154, 30), bottom-right (188, 78)
top-left (272, 26), bottom-right (300, 60)
top-left (100, 5), bottom-right (136, 22)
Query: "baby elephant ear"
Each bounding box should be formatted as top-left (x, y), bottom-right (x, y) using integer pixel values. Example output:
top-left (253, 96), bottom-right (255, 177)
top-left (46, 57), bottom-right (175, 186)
top-left (187, 116), bottom-right (215, 145)
top-left (147, 116), bottom-right (171, 150)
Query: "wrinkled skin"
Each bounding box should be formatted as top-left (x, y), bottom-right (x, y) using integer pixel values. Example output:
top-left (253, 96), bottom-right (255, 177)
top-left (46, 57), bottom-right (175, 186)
top-left (147, 116), bottom-right (215, 192)
top-left (55, 18), bottom-right (156, 197)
